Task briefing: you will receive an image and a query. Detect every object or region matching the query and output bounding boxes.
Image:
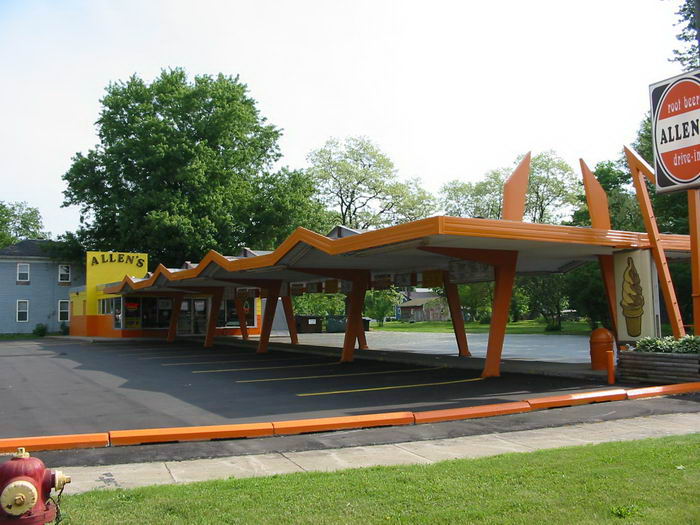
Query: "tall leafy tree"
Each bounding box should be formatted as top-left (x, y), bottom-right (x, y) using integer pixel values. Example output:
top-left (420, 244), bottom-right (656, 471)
top-left (440, 168), bottom-right (509, 219)
top-left (63, 69), bottom-right (328, 267)
top-left (440, 152), bottom-right (579, 224)
top-left (671, 0), bottom-right (700, 70)
top-left (306, 137), bottom-right (435, 230)
top-left (0, 201), bottom-right (46, 248)
top-left (363, 288), bottom-right (403, 326)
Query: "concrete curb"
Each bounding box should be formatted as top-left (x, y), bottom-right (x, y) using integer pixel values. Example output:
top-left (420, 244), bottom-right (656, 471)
top-left (2, 382), bottom-right (699, 453)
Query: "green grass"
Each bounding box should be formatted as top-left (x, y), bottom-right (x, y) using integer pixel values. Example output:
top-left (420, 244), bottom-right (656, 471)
top-left (60, 434), bottom-right (700, 524)
top-left (373, 319), bottom-right (591, 335)
top-left (0, 333), bottom-right (45, 340)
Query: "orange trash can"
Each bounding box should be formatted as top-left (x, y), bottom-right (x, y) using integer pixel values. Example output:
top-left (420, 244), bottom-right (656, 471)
top-left (590, 327), bottom-right (614, 370)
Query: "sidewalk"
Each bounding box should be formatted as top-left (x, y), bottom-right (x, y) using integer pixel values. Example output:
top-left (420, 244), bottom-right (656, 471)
top-left (61, 411), bottom-right (700, 494)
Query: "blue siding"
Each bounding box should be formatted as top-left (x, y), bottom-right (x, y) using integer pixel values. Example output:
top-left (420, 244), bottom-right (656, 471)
top-left (0, 260), bottom-right (85, 334)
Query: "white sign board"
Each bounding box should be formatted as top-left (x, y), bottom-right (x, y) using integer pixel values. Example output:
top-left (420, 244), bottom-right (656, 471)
top-left (650, 69), bottom-right (700, 193)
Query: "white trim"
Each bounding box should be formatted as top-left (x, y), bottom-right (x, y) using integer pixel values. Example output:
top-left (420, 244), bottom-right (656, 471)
top-left (58, 300), bottom-right (70, 322)
top-left (16, 300), bottom-right (29, 322)
top-left (16, 263), bottom-right (30, 281)
top-left (58, 264), bottom-right (71, 283)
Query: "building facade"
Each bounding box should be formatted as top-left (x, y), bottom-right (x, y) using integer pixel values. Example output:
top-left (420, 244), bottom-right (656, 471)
top-left (70, 251), bottom-right (261, 338)
top-left (0, 240), bottom-right (85, 334)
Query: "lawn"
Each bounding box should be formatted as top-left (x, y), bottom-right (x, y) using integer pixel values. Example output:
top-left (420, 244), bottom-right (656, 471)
top-left (373, 319), bottom-right (592, 335)
top-left (60, 434), bottom-right (700, 524)
top-left (0, 333), bottom-right (46, 341)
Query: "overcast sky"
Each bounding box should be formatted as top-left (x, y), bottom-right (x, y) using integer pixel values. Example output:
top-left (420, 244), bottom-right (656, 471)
top-left (0, 0), bottom-right (684, 236)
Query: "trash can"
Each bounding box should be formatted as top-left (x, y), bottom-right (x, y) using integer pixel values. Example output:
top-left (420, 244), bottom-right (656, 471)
top-left (590, 327), bottom-right (614, 370)
top-left (362, 317), bottom-right (371, 331)
top-left (326, 315), bottom-right (347, 333)
top-left (295, 315), bottom-right (323, 333)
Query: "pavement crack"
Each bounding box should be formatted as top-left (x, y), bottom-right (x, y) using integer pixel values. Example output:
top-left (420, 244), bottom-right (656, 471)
top-left (280, 453), bottom-right (308, 472)
top-left (163, 462), bottom-right (177, 483)
top-left (393, 443), bottom-right (434, 463)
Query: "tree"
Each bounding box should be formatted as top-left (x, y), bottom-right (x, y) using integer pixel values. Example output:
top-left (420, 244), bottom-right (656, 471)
top-left (671, 0), bottom-right (700, 71)
top-left (439, 152), bottom-right (579, 224)
top-left (306, 137), bottom-right (436, 230)
top-left (440, 168), bottom-right (509, 219)
top-left (0, 201), bottom-right (46, 248)
top-left (569, 161), bottom-right (644, 232)
top-left (63, 68), bottom-right (328, 267)
top-left (524, 151), bottom-right (580, 224)
top-left (293, 293), bottom-right (346, 316)
top-left (519, 274), bottom-right (569, 330)
top-left (363, 287), bottom-right (403, 326)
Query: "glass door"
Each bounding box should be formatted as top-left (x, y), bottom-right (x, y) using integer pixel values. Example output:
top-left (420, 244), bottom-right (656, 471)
top-left (177, 299), bottom-right (192, 335)
top-left (192, 299), bottom-right (208, 335)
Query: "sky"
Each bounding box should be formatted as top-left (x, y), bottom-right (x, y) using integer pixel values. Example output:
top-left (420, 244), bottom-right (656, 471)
top-left (0, 0), bottom-right (685, 237)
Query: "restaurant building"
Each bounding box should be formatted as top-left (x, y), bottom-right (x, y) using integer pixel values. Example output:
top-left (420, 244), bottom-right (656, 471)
top-left (69, 251), bottom-right (261, 339)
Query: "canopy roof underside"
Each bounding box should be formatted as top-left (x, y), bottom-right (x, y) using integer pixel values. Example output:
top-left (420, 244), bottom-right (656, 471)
top-left (104, 216), bottom-right (691, 295)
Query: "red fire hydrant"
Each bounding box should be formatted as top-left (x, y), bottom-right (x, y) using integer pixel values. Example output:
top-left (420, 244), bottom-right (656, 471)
top-left (0, 448), bottom-right (70, 524)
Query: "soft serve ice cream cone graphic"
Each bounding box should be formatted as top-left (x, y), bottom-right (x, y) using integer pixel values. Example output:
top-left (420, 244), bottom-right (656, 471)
top-left (620, 257), bottom-right (645, 337)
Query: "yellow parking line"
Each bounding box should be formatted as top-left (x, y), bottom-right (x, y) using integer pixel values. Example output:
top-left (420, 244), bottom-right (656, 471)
top-left (163, 356), bottom-right (320, 367)
top-left (297, 377), bottom-right (485, 396)
top-left (237, 366), bottom-right (444, 383)
top-left (193, 362), bottom-right (342, 374)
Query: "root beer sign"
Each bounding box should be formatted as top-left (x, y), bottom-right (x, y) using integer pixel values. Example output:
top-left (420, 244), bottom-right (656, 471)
top-left (650, 69), bottom-right (700, 193)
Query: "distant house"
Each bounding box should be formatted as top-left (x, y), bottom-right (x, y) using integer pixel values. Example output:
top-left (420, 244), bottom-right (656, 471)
top-left (0, 240), bottom-right (85, 334)
top-left (398, 295), bottom-right (449, 322)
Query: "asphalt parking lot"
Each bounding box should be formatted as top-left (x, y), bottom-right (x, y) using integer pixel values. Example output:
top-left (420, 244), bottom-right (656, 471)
top-left (0, 338), bottom-right (612, 440)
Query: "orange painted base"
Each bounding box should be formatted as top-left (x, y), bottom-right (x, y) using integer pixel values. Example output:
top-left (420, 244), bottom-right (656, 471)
top-left (69, 315), bottom-right (261, 338)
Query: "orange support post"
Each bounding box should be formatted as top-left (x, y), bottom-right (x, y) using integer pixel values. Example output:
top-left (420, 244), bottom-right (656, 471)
top-left (257, 281), bottom-right (282, 354)
top-left (482, 254), bottom-right (518, 378)
top-left (625, 146), bottom-right (685, 338)
top-left (166, 293), bottom-right (184, 343)
top-left (356, 315), bottom-right (369, 350)
top-left (281, 295), bottom-right (299, 345)
top-left (443, 271), bottom-right (470, 357)
top-left (580, 159), bottom-right (619, 341)
top-left (689, 189), bottom-right (700, 335)
top-left (204, 288), bottom-right (224, 348)
top-left (598, 254), bottom-right (618, 339)
top-left (606, 350), bottom-right (615, 385)
top-left (341, 279), bottom-right (368, 362)
top-left (235, 297), bottom-right (249, 340)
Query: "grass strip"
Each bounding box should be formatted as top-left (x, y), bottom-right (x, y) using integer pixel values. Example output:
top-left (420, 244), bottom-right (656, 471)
top-left (61, 433), bottom-right (700, 524)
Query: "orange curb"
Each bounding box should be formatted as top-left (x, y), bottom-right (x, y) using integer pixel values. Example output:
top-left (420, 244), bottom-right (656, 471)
top-left (626, 381), bottom-right (700, 400)
top-left (272, 412), bottom-right (415, 435)
top-left (0, 433), bottom-right (109, 453)
top-left (414, 401), bottom-right (532, 424)
top-left (109, 423), bottom-right (274, 446)
top-left (527, 388), bottom-right (628, 410)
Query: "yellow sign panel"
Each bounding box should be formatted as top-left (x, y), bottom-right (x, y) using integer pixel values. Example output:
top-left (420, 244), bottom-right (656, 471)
top-left (85, 251), bottom-right (149, 315)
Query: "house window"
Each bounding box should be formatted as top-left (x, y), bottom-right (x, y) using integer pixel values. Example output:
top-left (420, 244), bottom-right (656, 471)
top-left (17, 300), bottom-right (29, 322)
top-left (17, 263), bottom-right (30, 282)
top-left (58, 264), bottom-right (71, 282)
top-left (58, 300), bottom-right (70, 322)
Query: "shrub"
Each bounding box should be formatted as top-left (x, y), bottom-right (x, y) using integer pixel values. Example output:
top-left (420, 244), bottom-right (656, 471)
top-left (634, 335), bottom-right (700, 353)
top-left (478, 314), bottom-right (491, 324)
top-left (32, 323), bottom-right (48, 337)
top-left (60, 322), bottom-right (69, 335)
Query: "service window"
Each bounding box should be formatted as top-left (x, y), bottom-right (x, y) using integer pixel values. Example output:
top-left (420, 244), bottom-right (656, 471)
top-left (58, 264), bottom-right (71, 283)
top-left (16, 300), bottom-right (29, 322)
top-left (17, 263), bottom-right (29, 282)
top-left (58, 300), bottom-right (70, 322)
top-left (113, 298), bottom-right (123, 329)
top-left (124, 298), bottom-right (141, 329)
